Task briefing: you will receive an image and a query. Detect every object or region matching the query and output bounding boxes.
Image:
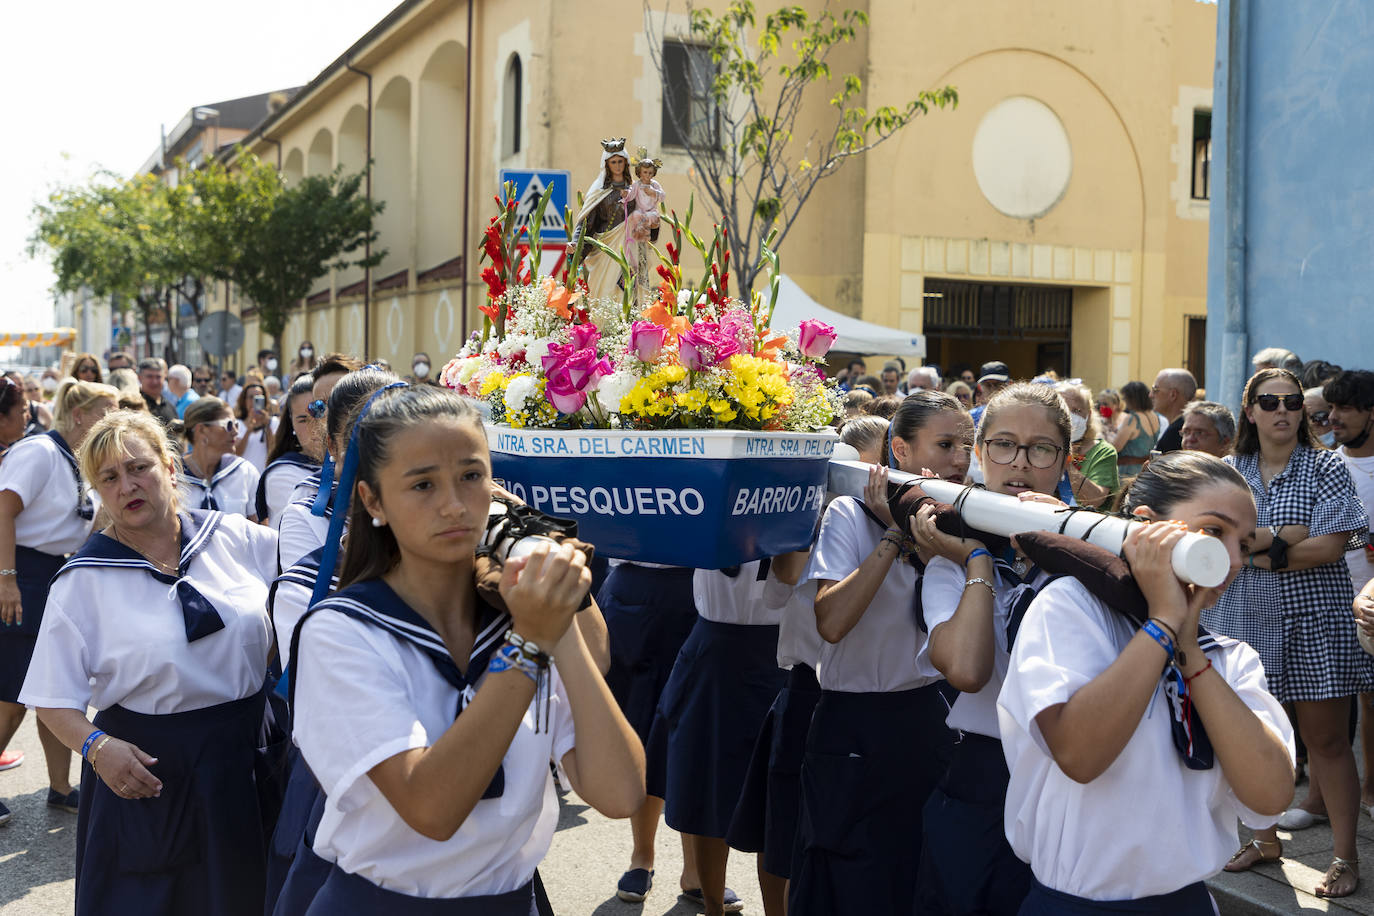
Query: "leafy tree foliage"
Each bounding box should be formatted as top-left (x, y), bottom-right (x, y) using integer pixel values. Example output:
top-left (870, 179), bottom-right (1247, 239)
top-left (647, 1), bottom-right (957, 293)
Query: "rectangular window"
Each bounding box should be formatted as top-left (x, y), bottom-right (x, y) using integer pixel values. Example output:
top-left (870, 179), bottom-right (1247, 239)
top-left (661, 41), bottom-right (719, 148)
top-left (1191, 110), bottom-right (1212, 200)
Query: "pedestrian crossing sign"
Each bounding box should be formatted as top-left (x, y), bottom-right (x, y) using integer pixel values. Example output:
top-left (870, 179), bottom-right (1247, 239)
top-left (500, 169), bottom-right (572, 241)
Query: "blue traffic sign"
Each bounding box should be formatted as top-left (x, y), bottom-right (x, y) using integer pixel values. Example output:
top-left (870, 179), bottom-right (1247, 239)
top-left (499, 169), bottom-right (572, 241)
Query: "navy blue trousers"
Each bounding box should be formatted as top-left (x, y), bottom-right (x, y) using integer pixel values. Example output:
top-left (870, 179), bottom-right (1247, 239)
top-left (76, 687), bottom-right (268, 916)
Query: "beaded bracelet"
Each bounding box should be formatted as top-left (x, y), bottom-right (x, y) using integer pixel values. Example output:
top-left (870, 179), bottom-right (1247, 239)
top-left (503, 630), bottom-right (552, 668)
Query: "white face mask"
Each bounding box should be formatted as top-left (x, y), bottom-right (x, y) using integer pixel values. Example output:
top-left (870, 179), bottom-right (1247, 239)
top-left (413, 362), bottom-right (431, 379)
top-left (266, 358), bottom-right (279, 372)
top-left (41, 377), bottom-right (58, 393)
top-left (300, 348), bottom-right (313, 360)
top-left (1070, 413), bottom-right (1088, 443)
top-left (1320, 430), bottom-right (1337, 448)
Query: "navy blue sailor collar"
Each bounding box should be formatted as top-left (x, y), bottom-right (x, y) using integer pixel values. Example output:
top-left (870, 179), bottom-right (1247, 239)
top-left (299, 468), bottom-right (339, 519)
top-left (43, 429), bottom-right (95, 521)
top-left (57, 509), bottom-right (228, 642)
top-left (180, 455), bottom-right (246, 511)
top-left (307, 576), bottom-right (513, 798)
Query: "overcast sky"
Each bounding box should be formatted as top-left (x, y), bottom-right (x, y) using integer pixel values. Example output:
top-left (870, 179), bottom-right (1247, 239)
top-left (1, 0), bottom-right (400, 332)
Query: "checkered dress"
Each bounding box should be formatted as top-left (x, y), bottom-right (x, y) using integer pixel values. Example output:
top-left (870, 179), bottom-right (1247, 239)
top-left (1202, 446), bottom-right (1373, 702)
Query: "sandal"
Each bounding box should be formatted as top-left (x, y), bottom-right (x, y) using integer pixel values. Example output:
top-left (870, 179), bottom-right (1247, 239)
top-left (1223, 838), bottom-right (1282, 872)
top-left (1316, 857), bottom-right (1359, 899)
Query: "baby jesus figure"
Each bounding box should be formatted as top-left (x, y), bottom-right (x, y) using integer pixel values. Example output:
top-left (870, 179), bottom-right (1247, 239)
top-left (622, 154), bottom-right (665, 254)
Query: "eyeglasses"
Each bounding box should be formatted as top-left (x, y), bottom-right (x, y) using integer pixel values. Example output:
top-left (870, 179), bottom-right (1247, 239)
top-left (306, 398), bottom-right (328, 418)
top-left (983, 438), bottom-right (1064, 469)
top-left (1254, 393), bottom-right (1303, 412)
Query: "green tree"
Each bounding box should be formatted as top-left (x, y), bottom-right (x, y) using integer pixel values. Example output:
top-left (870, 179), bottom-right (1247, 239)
top-left (30, 172), bottom-right (178, 356)
top-left (647, 1), bottom-right (957, 293)
top-left (227, 155), bottom-right (384, 358)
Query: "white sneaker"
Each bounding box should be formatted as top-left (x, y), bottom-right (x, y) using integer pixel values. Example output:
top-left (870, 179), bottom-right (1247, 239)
top-left (1277, 807), bottom-right (1329, 830)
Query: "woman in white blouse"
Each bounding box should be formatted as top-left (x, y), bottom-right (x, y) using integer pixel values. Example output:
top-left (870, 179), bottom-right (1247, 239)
top-left (0, 379), bottom-right (117, 825)
top-left (998, 452), bottom-right (1295, 914)
top-left (792, 390), bottom-right (972, 914)
top-left (175, 397), bottom-right (262, 521)
top-left (292, 385), bottom-right (643, 913)
top-left (21, 409), bottom-right (279, 916)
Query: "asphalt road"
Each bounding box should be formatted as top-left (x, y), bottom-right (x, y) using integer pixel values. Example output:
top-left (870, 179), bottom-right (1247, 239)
top-left (0, 713), bottom-right (765, 915)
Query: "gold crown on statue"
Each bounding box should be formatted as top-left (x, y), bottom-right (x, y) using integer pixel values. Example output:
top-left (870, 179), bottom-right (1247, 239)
top-left (632, 146), bottom-right (663, 170)
top-left (601, 137), bottom-right (627, 154)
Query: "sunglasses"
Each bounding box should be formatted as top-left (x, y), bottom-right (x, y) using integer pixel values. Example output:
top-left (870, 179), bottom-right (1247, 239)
top-left (306, 398), bottom-right (328, 418)
top-left (193, 376), bottom-right (212, 384)
top-left (1309, 410), bottom-right (1331, 425)
top-left (202, 418), bottom-right (239, 433)
top-left (1254, 393), bottom-right (1303, 412)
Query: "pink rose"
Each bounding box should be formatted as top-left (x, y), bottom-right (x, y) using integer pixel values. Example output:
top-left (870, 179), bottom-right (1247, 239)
top-left (544, 373), bottom-right (588, 414)
top-left (629, 321), bottom-right (667, 362)
top-left (569, 323), bottom-right (601, 352)
top-left (678, 321), bottom-right (740, 371)
top-left (798, 319), bottom-right (837, 359)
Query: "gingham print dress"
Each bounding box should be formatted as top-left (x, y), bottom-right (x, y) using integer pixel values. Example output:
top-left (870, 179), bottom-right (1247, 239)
top-left (1202, 446), bottom-right (1372, 702)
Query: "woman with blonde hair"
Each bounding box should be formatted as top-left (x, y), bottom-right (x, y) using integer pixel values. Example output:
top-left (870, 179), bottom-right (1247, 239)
top-left (1057, 381), bottom-right (1120, 508)
top-left (945, 380), bottom-right (973, 409)
top-left (21, 409), bottom-right (279, 914)
top-left (0, 379), bottom-right (118, 825)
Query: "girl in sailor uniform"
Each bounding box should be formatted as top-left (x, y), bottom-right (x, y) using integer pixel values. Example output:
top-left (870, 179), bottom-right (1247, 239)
top-left (791, 390), bottom-right (973, 915)
top-left (910, 383), bottom-right (1073, 916)
top-left (726, 571), bottom-right (821, 915)
top-left (0, 379), bottom-right (118, 825)
top-left (278, 368), bottom-right (398, 571)
top-left (257, 374), bottom-right (323, 528)
top-left (20, 409), bottom-right (281, 916)
top-left (998, 452), bottom-right (1296, 915)
top-left (175, 397), bottom-right (262, 521)
top-left (291, 385), bottom-right (644, 914)
top-left (650, 554), bottom-right (808, 915)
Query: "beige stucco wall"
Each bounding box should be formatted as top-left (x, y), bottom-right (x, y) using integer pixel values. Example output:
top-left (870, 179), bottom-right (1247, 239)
top-left (210, 0), bottom-right (1213, 393)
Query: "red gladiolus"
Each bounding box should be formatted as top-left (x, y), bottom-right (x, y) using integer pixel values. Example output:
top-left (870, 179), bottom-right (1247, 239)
top-left (666, 242), bottom-right (679, 262)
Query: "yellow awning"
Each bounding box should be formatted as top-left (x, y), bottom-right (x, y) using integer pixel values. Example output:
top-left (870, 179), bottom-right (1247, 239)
top-left (0, 329), bottom-right (77, 348)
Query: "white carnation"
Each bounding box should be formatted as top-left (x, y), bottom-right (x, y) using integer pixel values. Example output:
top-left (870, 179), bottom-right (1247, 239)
top-left (595, 371), bottom-right (637, 413)
top-left (526, 337), bottom-right (553, 366)
top-left (504, 375), bottom-right (538, 412)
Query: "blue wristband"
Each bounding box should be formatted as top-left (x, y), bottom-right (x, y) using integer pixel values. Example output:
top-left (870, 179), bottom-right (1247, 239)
top-left (81, 729), bottom-right (104, 760)
top-left (964, 548), bottom-right (992, 567)
top-left (1140, 620), bottom-right (1175, 661)
top-left (488, 644), bottom-right (539, 683)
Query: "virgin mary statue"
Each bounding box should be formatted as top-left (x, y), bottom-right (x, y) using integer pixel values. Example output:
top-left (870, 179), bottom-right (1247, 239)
top-left (571, 137), bottom-right (645, 305)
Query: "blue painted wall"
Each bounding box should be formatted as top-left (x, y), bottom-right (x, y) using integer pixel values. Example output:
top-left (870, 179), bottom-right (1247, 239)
top-left (1207, 0), bottom-right (1374, 408)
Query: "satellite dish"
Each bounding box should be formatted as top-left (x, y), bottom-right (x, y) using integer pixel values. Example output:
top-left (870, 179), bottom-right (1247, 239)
top-left (199, 312), bottom-right (245, 357)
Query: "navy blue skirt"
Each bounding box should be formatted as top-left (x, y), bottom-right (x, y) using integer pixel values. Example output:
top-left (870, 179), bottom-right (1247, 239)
top-left (651, 617), bottom-right (784, 837)
top-left (75, 686), bottom-right (268, 916)
top-left (597, 565), bottom-right (697, 746)
top-left (304, 864), bottom-right (536, 915)
top-left (789, 682), bottom-right (958, 916)
top-left (726, 664), bottom-right (820, 879)
top-left (915, 732), bottom-right (1030, 916)
top-left (267, 748), bottom-right (330, 916)
top-left (0, 546), bottom-right (66, 702)
top-left (1018, 879), bottom-right (1215, 915)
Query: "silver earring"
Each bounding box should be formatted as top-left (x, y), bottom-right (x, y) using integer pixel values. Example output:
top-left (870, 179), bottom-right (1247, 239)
top-left (371, 516), bottom-right (384, 528)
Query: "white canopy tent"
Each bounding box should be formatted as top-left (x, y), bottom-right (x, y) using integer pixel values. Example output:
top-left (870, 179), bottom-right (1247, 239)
top-left (768, 275), bottom-right (925, 357)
